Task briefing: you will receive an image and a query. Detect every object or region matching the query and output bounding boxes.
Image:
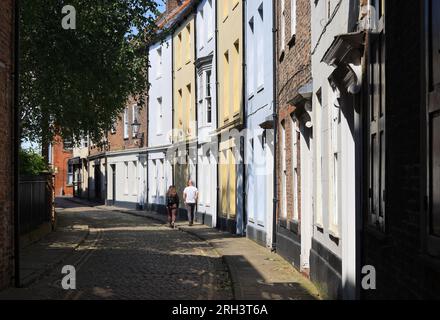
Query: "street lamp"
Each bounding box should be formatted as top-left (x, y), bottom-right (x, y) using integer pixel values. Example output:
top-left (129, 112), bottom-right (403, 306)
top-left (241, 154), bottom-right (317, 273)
top-left (131, 118), bottom-right (144, 147)
top-left (132, 118), bottom-right (141, 137)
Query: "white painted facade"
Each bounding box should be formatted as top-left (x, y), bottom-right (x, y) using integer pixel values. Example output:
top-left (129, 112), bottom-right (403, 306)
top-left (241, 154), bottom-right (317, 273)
top-left (196, 0), bottom-right (217, 227)
top-left (245, 0), bottom-right (274, 248)
top-left (106, 149), bottom-right (147, 209)
top-left (147, 35), bottom-right (174, 208)
top-left (310, 0), bottom-right (359, 299)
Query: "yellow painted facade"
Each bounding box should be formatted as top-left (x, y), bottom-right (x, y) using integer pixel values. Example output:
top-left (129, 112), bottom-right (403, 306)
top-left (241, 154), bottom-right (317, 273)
top-left (217, 0), bottom-right (243, 129)
top-left (172, 15), bottom-right (196, 202)
top-left (217, 0), bottom-right (243, 220)
top-left (173, 15), bottom-right (196, 144)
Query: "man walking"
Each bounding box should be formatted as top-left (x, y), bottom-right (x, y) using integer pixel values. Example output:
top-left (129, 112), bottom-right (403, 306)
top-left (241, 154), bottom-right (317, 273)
top-left (183, 180), bottom-right (198, 226)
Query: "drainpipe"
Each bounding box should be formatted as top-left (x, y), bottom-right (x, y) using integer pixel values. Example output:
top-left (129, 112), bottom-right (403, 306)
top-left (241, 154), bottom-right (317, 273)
top-left (271, 0), bottom-right (278, 252)
top-left (171, 33), bottom-right (175, 187)
top-left (241, 0), bottom-right (247, 236)
top-left (13, 0), bottom-right (21, 288)
top-left (215, 0), bottom-right (220, 229)
top-left (194, 11), bottom-right (199, 192)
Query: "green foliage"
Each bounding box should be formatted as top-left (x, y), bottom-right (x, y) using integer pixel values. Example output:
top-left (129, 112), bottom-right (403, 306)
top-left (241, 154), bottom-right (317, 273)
top-left (19, 149), bottom-right (49, 176)
top-left (20, 0), bottom-right (162, 145)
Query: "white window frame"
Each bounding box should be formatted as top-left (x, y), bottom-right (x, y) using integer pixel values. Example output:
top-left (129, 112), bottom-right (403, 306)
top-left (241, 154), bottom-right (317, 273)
top-left (291, 116), bottom-right (299, 222)
top-left (291, 0), bottom-right (297, 37)
top-left (280, 0), bottom-right (286, 52)
top-left (199, 8), bottom-right (205, 50)
top-left (156, 47), bottom-right (163, 79)
top-left (257, 3), bottom-right (264, 89)
top-left (248, 16), bottom-right (255, 96)
top-left (315, 89), bottom-right (324, 228)
top-left (205, 69), bottom-right (212, 125)
top-left (124, 108), bottom-right (129, 139)
top-left (281, 121), bottom-right (287, 219)
top-left (330, 87), bottom-right (340, 233)
top-left (207, 0), bottom-right (214, 41)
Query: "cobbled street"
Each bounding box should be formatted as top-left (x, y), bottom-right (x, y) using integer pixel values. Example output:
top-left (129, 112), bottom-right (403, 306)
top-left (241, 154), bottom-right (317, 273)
top-left (2, 200), bottom-right (233, 300)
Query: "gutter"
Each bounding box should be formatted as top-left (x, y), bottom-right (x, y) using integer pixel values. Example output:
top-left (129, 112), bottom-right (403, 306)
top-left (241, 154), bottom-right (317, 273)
top-left (271, 0), bottom-right (278, 252)
top-left (241, 0), bottom-right (247, 235)
top-left (215, 0), bottom-right (220, 229)
top-left (193, 6), bottom-right (199, 189)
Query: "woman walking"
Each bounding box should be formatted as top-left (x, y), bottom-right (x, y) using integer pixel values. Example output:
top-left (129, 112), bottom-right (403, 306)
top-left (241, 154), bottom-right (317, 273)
top-left (166, 186), bottom-right (179, 229)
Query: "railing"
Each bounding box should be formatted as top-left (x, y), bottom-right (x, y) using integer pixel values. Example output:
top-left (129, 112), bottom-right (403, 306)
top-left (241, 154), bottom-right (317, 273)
top-left (19, 174), bottom-right (54, 235)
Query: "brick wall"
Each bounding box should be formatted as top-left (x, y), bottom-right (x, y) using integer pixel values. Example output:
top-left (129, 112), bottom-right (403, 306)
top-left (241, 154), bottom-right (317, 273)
top-left (52, 136), bottom-right (73, 197)
top-left (106, 97), bottom-right (148, 153)
top-left (276, 0), bottom-right (311, 224)
top-left (362, 0), bottom-right (440, 299)
top-left (0, 0), bottom-right (15, 290)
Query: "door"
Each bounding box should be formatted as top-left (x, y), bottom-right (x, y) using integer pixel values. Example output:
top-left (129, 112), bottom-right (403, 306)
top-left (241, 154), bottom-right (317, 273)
top-left (427, 0), bottom-right (440, 255)
top-left (111, 164), bottom-right (116, 205)
top-left (95, 164), bottom-right (101, 201)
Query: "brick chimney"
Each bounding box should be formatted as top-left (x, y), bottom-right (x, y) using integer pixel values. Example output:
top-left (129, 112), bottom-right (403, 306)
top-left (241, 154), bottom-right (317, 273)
top-left (166, 0), bottom-right (183, 14)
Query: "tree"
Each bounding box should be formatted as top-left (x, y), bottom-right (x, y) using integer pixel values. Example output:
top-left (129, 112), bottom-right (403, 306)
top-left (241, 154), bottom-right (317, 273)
top-left (19, 0), bottom-right (162, 147)
top-left (19, 149), bottom-right (49, 176)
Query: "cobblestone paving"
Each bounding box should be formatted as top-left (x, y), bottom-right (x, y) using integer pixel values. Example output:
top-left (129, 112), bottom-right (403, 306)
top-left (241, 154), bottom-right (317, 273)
top-left (3, 202), bottom-right (233, 300)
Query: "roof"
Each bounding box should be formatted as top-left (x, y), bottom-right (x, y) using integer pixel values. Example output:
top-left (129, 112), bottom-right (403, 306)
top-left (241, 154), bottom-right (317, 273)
top-left (151, 0), bottom-right (199, 45)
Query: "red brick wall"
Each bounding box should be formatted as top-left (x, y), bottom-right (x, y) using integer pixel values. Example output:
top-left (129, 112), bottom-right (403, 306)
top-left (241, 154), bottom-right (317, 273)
top-left (276, 0), bottom-right (311, 224)
top-left (52, 136), bottom-right (73, 197)
top-left (0, 0), bottom-right (15, 290)
top-left (106, 97), bottom-right (148, 153)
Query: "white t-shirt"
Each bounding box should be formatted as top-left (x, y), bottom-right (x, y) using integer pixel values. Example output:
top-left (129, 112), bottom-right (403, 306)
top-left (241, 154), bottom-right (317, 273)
top-left (184, 186), bottom-right (198, 204)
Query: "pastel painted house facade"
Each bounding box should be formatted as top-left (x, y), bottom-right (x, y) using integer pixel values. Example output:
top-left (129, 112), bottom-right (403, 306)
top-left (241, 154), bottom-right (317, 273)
top-left (172, 5), bottom-right (198, 206)
top-left (244, 0), bottom-right (275, 248)
top-left (147, 34), bottom-right (173, 214)
top-left (216, 0), bottom-right (245, 235)
top-left (195, 0), bottom-right (218, 227)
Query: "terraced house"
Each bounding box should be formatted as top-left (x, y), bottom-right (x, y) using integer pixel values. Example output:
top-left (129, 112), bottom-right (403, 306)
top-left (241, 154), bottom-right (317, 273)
top-left (275, 0), bottom-right (313, 278)
top-left (216, 0), bottom-right (245, 234)
top-left (245, 0), bottom-right (275, 248)
top-left (146, 3), bottom-right (176, 215)
top-left (172, 0), bottom-right (198, 206)
top-left (195, 0), bottom-right (218, 227)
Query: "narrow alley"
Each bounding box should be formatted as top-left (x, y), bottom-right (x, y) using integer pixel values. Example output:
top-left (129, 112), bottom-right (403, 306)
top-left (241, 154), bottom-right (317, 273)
top-left (0, 198), bottom-right (320, 300)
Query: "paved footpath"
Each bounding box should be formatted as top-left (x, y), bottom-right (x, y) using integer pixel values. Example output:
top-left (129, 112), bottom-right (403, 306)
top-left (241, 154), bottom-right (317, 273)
top-left (92, 199), bottom-right (321, 300)
top-left (0, 198), bottom-right (232, 300)
top-left (0, 198), bottom-right (321, 300)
